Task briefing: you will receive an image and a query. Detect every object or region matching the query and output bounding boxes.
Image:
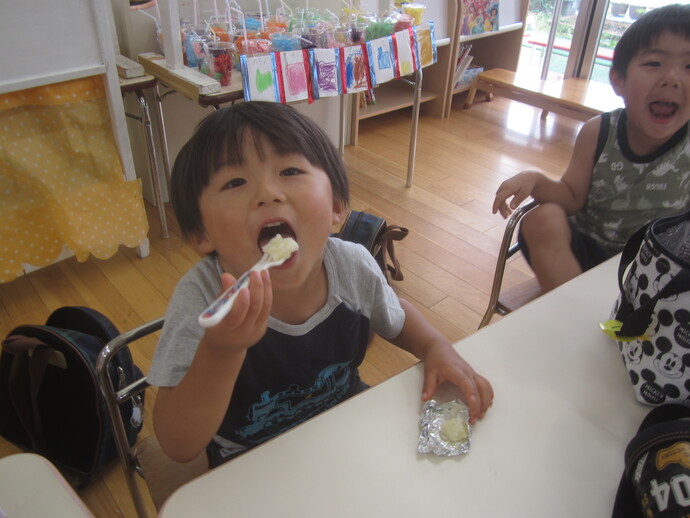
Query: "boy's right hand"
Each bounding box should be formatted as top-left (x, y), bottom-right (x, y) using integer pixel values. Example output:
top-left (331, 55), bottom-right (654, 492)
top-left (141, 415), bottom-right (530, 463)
top-left (202, 269), bottom-right (273, 354)
top-left (492, 171), bottom-right (538, 219)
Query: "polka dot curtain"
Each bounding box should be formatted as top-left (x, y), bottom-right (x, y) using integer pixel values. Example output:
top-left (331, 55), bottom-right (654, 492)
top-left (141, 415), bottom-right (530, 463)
top-left (0, 76), bottom-right (148, 283)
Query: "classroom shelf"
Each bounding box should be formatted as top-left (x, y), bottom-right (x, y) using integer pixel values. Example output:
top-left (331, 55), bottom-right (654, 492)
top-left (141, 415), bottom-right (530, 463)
top-left (351, 0), bottom-right (529, 139)
top-left (357, 74), bottom-right (438, 120)
top-left (349, 31), bottom-right (453, 145)
top-left (458, 22), bottom-right (524, 43)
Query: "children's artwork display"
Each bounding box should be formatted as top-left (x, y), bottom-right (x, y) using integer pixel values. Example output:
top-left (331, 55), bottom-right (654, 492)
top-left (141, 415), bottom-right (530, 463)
top-left (276, 49), bottom-right (312, 103)
top-left (366, 36), bottom-right (396, 87)
top-left (413, 22), bottom-right (437, 69)
top-left (146, 0), bottom-right (441, 105)
top-left (461, 0), bottom-right (499, 35)
top-left (240, 54), bottom-right (281, 102)
top-left (393, 28), bottom-right (417, 78)
top-left (342, 44), bottom-right (371, 93)
top-left (310, 48), bottom-right (342, 98)
top-left (229, 13), bottom-right (436, 103)
top-left (240, 25), bottom-right (435, 103)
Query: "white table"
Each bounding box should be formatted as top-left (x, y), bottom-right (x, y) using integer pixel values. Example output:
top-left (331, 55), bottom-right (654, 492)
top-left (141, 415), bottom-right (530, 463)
top-left (160, 257), bottom-right (649, 517)
top-left (0, 454), bottom-right (93, 517)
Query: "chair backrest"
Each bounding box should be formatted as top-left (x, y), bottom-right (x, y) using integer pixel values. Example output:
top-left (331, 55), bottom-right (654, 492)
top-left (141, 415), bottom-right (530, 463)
top-left (479, 199), bottom-right (542, 328)
top-left (95, 318), bottom-right (208, 518)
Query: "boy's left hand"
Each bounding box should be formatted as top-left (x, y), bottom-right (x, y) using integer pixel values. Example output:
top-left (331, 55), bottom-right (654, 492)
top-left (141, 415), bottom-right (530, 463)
top-left (421, 342), bottom-right (493, 423)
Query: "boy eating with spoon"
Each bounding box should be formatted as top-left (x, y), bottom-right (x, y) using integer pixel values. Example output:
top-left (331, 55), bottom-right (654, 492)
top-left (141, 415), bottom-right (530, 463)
top-left (148, 102), bottom-right (493, 467)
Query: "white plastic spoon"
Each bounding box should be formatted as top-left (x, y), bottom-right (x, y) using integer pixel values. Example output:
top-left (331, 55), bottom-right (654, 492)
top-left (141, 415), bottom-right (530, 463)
top-left (198, 235), bottom-right (298, 328)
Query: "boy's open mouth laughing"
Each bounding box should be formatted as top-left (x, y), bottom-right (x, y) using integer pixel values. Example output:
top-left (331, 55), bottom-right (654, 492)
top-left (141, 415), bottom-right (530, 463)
top-left (649, 100), bottom-right (679, 121)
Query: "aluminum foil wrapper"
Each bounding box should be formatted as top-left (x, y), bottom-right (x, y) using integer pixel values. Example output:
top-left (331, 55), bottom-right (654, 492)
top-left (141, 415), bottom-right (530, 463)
top-left (418, 399), bottom-right (471, 456)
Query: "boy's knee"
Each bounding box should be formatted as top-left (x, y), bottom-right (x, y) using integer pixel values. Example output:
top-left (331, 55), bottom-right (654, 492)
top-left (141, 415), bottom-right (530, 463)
top-left (521, 203), bottom-right (570, 243)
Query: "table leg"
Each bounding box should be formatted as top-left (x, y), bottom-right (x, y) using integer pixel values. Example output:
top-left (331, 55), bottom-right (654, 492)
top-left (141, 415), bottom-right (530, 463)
top-left (135, 90), bottom-right (168, 238)
top-left (406, 68), bottom-right (423, 188)
top-left (153, 84), bottom-right (172, 194)
top-left (339, 95), bottom-right (346, 154)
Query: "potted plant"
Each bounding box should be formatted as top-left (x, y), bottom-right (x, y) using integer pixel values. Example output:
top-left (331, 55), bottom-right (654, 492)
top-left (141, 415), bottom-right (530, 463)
top-left (628, 5), bottom-right (647, 19)
top-left (610, 2), bottom-right (629, 17)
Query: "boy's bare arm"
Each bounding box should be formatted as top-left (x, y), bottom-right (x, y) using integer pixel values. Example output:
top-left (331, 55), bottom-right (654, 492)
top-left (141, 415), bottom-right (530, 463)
top-left (390, 298), bottom-right (493, 422)
top-left (492, 116), bottom-right (601, 218)
top-left (154, 344), bottom-right (246, 462)
top-left (154, 270), bottom-right (272, 462)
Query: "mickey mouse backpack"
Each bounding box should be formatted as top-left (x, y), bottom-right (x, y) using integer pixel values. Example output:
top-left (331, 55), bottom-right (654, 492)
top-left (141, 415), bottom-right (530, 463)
top-left (601, 210), bottom-right (690, 406)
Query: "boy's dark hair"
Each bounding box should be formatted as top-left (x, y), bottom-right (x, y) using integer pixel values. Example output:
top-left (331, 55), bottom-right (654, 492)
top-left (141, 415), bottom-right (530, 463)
top-left (171, 101), bottom-right (350, 241)
top-left (612, 3), bottom-right (690, 78)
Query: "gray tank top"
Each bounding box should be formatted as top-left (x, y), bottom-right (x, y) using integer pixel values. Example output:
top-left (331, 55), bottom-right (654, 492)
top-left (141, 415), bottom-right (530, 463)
top-left (572, 109), bottom-right (690, 254)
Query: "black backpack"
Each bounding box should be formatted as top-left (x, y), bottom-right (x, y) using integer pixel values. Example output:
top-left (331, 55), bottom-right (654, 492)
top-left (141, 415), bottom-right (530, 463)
top-left (0, 306), bottom-right (144, 486)
top-left (337, 210), bottom-right (409, 281)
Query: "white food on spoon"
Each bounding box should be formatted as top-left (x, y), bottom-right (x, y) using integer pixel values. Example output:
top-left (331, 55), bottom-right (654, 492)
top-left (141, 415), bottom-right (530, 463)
top-left (197, 234), bottom-right (299, 328)
top-left (262, 234), bottom-right (298, 260)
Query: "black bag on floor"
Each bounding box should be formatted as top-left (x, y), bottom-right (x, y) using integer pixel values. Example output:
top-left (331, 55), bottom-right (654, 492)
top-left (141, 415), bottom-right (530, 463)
top-left (613, 404), bottom-right (690, 518)
top-left (0, 306), bottom-right (144, 486)
top-left (337, 210), bottom-right (409, 281)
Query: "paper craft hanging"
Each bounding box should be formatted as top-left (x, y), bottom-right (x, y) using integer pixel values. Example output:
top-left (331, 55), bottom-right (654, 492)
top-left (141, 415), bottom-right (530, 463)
top-left (240, 53), bottom-right (281, 102)
top-left (414, 21), bottom-right (437, 69)
top-left (392, 28), bottom-right (417, 78)
top-left (275, 49), bottom-right (313, 103)
top-left (309, 48), bottom-right (342, 99)
top-left (342, 44), bottom-right (371, 94)
top-left (366, 36), bottom-right (396, 87)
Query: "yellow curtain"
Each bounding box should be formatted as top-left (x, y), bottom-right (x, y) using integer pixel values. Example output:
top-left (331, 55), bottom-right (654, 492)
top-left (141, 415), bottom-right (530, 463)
top-left (0, 76), bottom-right (148, 283)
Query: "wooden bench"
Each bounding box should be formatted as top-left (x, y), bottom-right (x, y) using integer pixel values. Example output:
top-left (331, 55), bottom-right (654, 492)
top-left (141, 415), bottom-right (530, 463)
top-left (463, 68), bottom-right (624, 122)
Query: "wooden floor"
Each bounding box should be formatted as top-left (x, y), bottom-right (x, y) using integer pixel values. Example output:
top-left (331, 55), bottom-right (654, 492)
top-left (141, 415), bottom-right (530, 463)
top-left (0, 94), bottom-right (579, 517)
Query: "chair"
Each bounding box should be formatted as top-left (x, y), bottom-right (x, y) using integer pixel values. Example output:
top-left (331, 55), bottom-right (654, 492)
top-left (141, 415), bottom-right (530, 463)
top-left (96, 318), bottom-right (208, 518)
top-left (478, 199), bottom-right (542, 329)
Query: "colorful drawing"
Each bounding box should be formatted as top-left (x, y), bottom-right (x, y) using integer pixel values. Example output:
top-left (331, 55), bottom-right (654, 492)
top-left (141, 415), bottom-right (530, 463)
top-left (461, 0), bottom-right (499, 35)
top-left (240, 54), bottom-right (280, 102)
top-left (310, 48), bottom-right (341, 99)
top-left (366, 36), bottom-right (396, 87)
top-left (277, 49), bottom-right (311, 103)
top-left (413, 21), bottom-right (437, 69)
top-left (393, 28), bottom-right (417, 78)
top-left (342, 45), bottom-right (370, 93)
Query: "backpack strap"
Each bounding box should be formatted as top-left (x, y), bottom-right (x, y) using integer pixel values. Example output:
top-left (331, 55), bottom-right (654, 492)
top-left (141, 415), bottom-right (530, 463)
top-left (2, 333), bottom-right (53, 454)
top-left (378, 225), bottom-right (409, 281)
top-left (337, 210), bottom-right (409, 282)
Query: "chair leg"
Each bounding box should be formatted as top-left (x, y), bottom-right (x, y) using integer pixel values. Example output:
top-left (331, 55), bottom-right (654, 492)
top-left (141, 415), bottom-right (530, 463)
top-left (463, 77), bottom-right (481, 109)
top-left (479, 243), bottom-right (512, 328)
top-left (478, 306), bottom-right (496, 329)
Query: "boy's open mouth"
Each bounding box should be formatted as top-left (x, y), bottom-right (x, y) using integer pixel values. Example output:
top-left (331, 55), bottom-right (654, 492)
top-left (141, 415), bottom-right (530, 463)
top-left (258, 222), bottom-right (296, 250)
top-left (649, 101), bottom-right (678, 119)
